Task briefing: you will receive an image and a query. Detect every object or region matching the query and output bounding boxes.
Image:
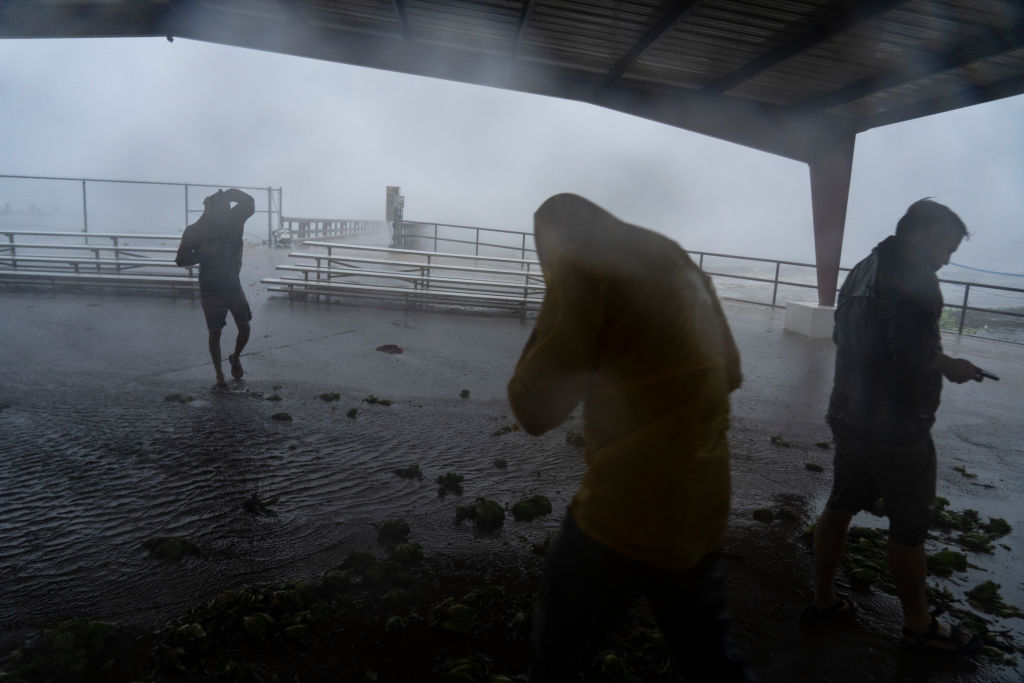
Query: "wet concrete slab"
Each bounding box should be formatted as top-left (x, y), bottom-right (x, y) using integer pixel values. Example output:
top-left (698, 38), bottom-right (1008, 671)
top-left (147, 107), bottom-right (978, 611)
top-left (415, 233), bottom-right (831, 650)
top-left (1, 247), bottom-right (1022, 681)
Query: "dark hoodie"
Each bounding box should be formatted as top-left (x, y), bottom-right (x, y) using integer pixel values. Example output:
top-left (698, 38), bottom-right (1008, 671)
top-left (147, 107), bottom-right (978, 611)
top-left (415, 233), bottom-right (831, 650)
top-left (827, 234), bottom-right (944, 438)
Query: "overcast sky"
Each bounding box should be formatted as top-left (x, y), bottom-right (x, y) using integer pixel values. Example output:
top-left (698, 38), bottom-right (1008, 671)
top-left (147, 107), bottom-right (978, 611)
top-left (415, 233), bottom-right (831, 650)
top-left (1, 36), bottom-right (1022, 272)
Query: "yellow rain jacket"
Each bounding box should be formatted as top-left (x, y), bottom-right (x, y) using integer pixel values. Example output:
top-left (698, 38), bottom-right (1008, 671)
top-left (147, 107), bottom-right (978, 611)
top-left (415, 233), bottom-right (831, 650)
top-left (508, 194), bottom-right (742, 570)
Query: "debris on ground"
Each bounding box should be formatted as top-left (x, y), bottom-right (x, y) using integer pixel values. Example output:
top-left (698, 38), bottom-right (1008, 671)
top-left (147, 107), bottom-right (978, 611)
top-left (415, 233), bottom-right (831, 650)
top-left (565, 430), bottom-right (585, 447)
top-left (954, 465), bottom-right (978, 479)
top-left (492, 424), bottom-right (519, 437)
top-left (266, 394), bottom-right (282, 401)
top-left (375, 519), bottom-right (411, 548)
top-left (363, 395), bottom-right (393, 406)
top-left (752, 508), bottom-right (774, 523)
top-left (455, 498), bottom-right (506, 532)
top-left (319, 392), bottom-right (341, 402)
top-left (511, 495), bottom-right (553, 522)
top-left (926, 548), bottom-right (968, 576)
top-left (436, 472), bottom-right (465, 497)
top-left (770, 434), bottom-right (793, 447)
top-left (347, 408), bottom-right (358, 418)
top-left (143, 536), bottom-right (200, 561)
top-left (242, 491), bottom-right (279, 516)
top-left (966, 581), bottom-right (1024, 619)
top-left (460, 389), bottom-right (470, 399)
top-left (804, 462), bottom-right (824, 472)
top-left (164, 393), bottom-right (194, 404)
top-left (271, 412), bottom-right (292, 421)
top-left (376, 344), bottom-right (404, 354)
top-left (492, 458), bottom-right (508, 469)
top-left (814, 441), bottom-right (832, 449)
top-left (393, 464), bottom-right (424, 481)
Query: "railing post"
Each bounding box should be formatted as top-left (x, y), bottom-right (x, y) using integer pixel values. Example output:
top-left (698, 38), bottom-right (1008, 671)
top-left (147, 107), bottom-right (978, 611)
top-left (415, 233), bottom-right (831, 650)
top-left (267, 186), bottom-right (273, 247)
top-left (475, 228), bottom-right (480, 257)
top-left (81, 180), bottom-right (89, 245)
top-left (184, 184), bottom-right (190, 229)
top-left (771, 261), bottom-right (781, 307)
top-left (434, 223), bottom-right (439, 252)
top-left (521, 233), bottom-right (526, 262)
top-left (958, 284), bottom-right (970, 335)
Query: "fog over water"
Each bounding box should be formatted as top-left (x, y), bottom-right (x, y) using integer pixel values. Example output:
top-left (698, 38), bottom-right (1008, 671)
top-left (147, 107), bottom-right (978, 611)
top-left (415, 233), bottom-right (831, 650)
top-left (1, 37), bottom-right (1022, 275)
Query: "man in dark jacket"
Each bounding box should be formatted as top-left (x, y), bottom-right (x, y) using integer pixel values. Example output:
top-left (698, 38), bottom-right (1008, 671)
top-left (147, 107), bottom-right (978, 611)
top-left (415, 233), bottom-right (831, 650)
top-left (806, 199), bottom-right (987, 653)
top-left (176, 188), bottom-right (255, 388)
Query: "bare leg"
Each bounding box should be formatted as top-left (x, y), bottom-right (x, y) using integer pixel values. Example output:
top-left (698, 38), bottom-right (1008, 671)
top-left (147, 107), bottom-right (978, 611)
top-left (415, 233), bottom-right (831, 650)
top-left (888, 539), bottom-right (933, 632)
top-left (228, 320), bottom-right (250, 379)
top-left (208, 326), bottom-right (226, 387)
top-left (813, 507), bottom-right (854, 609)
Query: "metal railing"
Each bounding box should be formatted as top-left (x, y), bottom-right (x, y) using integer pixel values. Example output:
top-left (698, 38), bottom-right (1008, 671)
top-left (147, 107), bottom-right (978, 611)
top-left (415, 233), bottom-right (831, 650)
top-left (1, 173), bottom-right (282, 246)
top-left (390, 220), bottom-right (535, 260)
top-left (277, 217), bottom-right (384, 245)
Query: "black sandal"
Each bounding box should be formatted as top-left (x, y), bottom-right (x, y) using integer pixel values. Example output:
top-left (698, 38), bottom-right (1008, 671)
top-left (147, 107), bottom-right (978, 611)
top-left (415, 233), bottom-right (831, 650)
top-left (901, 617), bottom-right (982, 654)
top-left (800, 595), bottom-right (858, 624)
top-left (228, 353), bottom-right (244, 379)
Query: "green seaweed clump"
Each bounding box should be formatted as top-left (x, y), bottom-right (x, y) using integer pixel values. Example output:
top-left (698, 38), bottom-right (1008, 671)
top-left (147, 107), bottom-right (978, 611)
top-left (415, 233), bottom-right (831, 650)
top-left (814, 441), bottom-right (832, 449)
top-left (804, 462), bottom-right (824, 472)
top-left (752, 508), bottom-right (774, 523)
top-left (566, 430), bottom-right (585, 447)
top-left (143, 536), bottom-right (200, 561)
top-left (455, 497), bottom-right (506, 532)
top-left (959, 531), bottom-right (995, 553)
top-left (460, 389), bottom-right (470, 399)
top-left (387, 543), bottom-right (423, 566)
top-left (319, 392), bottom-right (341, 402)
top-left (926, 548), bottom-right (968, 577)
top-left (953, 465), bottom-right (978, 479)
top-left (271, 412), bottom-right (292, 421)
top-left (966, 581), bottom-right (1024, 618)
top-left (346, 407), bottom-right (358, 418)
top-left (393, 464), bottom-right (424, 481)
top-left (436, 472), bottom-right (465, 497)
top-left (363, 395), bottom-right (393, 406)
top-left (164, 393), bottom-right (195, 404)
top-left (511, 495), bottom-right (553, 522)
top-left (266, 394), bottom-right (282, 401)
top-left (983, 517), bottom-right (1012, 537)
top-left (242, 491), bottom-right (279, 516)
top-left (376, 519), bottom-right (411, 548)
top-left (770, 434), bottom-right (793, 447)
top-left (492, 423), bottom-right (519, 436)
top-left (492, 458), bottom-right (508, 469)
top-left (842, 527), bottom-right (894, 593)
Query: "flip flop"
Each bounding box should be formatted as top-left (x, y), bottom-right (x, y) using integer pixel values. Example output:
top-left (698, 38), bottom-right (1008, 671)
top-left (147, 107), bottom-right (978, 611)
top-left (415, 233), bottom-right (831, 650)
top-left (901, 617), bottom-right (982, 654)
top-left (228, 354), bottom-right (244, 379)
top-left (800, 595), bottom-right (858, 624)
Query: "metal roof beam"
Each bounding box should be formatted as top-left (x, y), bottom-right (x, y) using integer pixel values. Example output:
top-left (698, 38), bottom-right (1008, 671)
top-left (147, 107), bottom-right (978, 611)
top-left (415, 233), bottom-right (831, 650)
top-left (703, 0), bottom-right (908, 95)
top-left (604, 0), bottom-right (700, 86)
top-left (393, 0), bottom-right (410, 41)
top-left (797, 19), bottom-right (1024, 113)
top-left (857, 73), bottom-right (1024, 132)
top-left (511, 0), bottom-right (537, 55)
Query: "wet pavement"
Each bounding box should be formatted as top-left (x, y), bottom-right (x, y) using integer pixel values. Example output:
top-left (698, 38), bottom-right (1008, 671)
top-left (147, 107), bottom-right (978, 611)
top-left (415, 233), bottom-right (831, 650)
top-left (1, 245), bottom-right (1022, 681)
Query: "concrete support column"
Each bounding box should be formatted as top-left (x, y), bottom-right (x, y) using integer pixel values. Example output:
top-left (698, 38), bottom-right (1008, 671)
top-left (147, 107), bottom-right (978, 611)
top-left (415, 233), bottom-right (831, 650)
top-left (808, 135), bottom-right (856, 306)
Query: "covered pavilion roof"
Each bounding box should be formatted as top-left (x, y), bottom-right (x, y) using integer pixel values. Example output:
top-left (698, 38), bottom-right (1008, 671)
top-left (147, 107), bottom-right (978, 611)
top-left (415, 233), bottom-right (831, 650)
top-left (3, 0), bottom-right (1023, 305)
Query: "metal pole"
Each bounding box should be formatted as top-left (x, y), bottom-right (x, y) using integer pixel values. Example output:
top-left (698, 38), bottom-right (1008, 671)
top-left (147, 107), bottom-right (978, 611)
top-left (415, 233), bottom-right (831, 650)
top-left (475, 228), bottom-right (480, 257)
top-left (771, 261), bottom-right (781, 307)
top-left (267, 186), bottom-right (273, 247)
top-left (81, 180), bottom-right (88, 244)
top-left (434, 224), bottom-right (438, 252)
top-left (184, 184), bottom-right (189, 228)
top-left (958, 285), bottom-right (970, 335)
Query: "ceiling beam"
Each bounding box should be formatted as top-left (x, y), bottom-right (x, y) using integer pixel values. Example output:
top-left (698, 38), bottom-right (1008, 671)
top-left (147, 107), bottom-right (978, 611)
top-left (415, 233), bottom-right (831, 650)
top-left (857, 73), bottom-right (1024, 132)
top-left (511, 0), bottom-right (537, 55)
top-left (392, 0), bottom-right (410, 41)
top-left (703, 0), bottom-right (908, 95)
top-left (796, 19), bottom-right (1024, 113)
top-left (603, 0), bottom-right (700, 86)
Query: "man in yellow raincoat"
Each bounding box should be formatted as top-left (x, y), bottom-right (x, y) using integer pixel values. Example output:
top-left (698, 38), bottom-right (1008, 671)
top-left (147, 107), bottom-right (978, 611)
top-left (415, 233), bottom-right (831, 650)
top-left (509, 194), bottom-right (750, 682)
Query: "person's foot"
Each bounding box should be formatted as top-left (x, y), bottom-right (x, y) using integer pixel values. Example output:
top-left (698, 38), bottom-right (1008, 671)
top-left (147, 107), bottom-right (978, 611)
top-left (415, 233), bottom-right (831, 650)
top-left (800, 595), bottom-right (858, 626)
top-left (215, 374), bottom-right (228, 389)
top-left (228, 354), bottom-right (244, 380)
top-left (902, 617), bottom-right (982, 654)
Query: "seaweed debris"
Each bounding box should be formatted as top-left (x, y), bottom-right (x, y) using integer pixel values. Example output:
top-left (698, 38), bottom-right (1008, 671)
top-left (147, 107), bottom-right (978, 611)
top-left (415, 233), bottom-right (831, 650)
top-left (393, 464), bottom-right (424, 481)
top-left (770, 434), bottom-right (793, 447)
top-left (565, 430), bottom-right (585, 447)
top-left (143, 536), bottom-right (200, 561)
top-left (319, 392), bottom-right (341, 402)
top-left (804, 462), bottom-right (824, 472)
top-left (455, 498), bottom-right (506, 532)
top-left (492, 424), bottom-right (519, 437)
top-left (511, 495), bottom-right (553, 522)
top-left (492, 458), bottom-right (508, 469)
top-left (363, 395), bottom-right (393, 406)
top-left (460, 389), bottom-right (470, 399)
top-left (164, 393), bottom-right (194, 404)
top-left (376, 344), bottom-right (404, 354)
top-left (242, 491), bottom-right (279, 517)
top-left (375, 519), bottom-right (411, 548)
top-left (436, 472), bottom-right (465, 497)
top-left (271, 412), bottom-right (292, 422)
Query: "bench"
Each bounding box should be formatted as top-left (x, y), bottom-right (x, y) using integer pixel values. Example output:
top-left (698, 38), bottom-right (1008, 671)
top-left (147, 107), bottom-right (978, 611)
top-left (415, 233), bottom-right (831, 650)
top-left (0, 230), bottom-right (197, 295)
top-left (262, 242), bottom-right (546, 315)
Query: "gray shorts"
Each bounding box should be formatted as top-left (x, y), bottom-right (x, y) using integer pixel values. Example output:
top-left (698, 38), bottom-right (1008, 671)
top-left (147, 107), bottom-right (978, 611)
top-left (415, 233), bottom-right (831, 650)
top-left (826, 420), bottom-right (936, 546)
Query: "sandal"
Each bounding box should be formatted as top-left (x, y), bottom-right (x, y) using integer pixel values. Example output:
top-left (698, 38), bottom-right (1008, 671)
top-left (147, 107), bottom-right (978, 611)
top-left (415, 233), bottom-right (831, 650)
top-left (228, 354), bottom-right (244, 379)
top-left (800, 595), bottom-right (858, 624)
top-left (901, 617), bottom-right (982, 654)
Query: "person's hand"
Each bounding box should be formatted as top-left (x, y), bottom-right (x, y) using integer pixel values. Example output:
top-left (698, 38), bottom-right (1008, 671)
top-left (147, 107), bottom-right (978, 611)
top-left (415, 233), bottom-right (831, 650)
top-left (941, 356), bottom-right (982, 383)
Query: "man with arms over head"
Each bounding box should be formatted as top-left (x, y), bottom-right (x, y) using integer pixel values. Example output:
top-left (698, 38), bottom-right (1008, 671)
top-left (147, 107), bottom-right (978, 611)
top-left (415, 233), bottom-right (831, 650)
top-left (807, 198), bottom-right (989, 653)
top-left (176, 188), bottom-right (255, 389)
top-left (508, 194), bottom-right (750, 682)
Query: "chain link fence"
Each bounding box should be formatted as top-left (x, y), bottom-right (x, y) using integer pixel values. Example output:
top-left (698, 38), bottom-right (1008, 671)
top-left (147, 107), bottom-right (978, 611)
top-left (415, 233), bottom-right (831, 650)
top-left (0, 174), bottom-right (282, 244)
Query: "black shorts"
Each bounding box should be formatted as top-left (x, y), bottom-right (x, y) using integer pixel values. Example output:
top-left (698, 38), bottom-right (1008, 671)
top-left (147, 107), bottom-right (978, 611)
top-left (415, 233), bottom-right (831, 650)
top-left (826, 420), bottom-right (936, 546)
top-left (200, 278), bottom-right (252, 330)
